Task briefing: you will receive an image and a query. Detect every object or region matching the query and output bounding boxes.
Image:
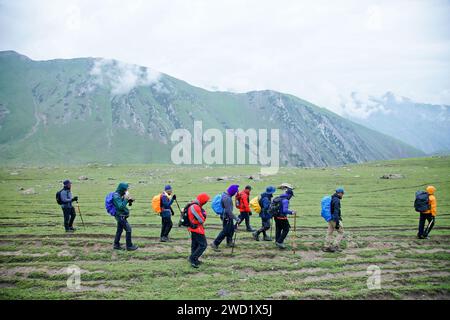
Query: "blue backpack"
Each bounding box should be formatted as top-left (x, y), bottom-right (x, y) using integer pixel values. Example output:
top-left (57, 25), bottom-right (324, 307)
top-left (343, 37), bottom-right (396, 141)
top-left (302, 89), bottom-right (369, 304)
top-left (105, 192), bottom-right (116, 216)
top-left (321, 196), bottom-right (332, 222)
top-left (211, 194), bottom-right (224, 216)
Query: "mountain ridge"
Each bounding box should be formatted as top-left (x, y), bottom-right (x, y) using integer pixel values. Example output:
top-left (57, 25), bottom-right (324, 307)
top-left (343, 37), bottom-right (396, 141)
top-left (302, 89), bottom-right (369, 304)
top-left (0, 50), bottom-right (424, 166)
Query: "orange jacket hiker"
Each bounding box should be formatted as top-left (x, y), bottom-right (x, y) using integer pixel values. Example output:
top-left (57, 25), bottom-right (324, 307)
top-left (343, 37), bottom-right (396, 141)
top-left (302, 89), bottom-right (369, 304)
top-left (188, 193), bottom-right (210, 235)
top-left (423, 186), bottom-right (437, 216)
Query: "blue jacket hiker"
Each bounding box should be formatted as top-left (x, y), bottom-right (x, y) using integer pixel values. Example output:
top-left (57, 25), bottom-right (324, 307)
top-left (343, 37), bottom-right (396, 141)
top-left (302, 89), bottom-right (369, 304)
top-left (211, 185), bottom-right (241, 250)
top-left (253, 186), bottom-right (276, 241)
top-left (113, 182), bottom-right (138, 251)
top-left (160, 185), bottom-right (176, 242)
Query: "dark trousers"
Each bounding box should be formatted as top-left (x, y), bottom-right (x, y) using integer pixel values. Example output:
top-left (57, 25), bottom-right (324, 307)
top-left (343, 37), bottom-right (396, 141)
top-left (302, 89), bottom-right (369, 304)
top-left (62, 207), bottom-right (76, 230)
top-left (161, 216), bottom-right (173, 238)
top-left (114, 216), bottom-right (133, 247)
top-left (238, 212), bottom-right (252, 230)
top-left (257, 218), bottom-right (271, 237)
top-left (190, 232), bottom-right (207, 263)
top-left (214, 218), bottom-right (235, 246)
top-left (275, 218), bottom-right (290, 244)
top-left (418, 213), bottom-right (435, 237)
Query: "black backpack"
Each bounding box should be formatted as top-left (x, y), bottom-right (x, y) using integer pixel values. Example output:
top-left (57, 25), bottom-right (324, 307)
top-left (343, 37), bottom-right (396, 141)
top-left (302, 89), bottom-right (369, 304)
top-left (178, 202), bottom-right (195, 228)
top-left (269, 196), bottom-right (283, 217)
top-left (414, 190), bottom-right (430, 212)
top-left (56, 189), bottom-right (64, 205)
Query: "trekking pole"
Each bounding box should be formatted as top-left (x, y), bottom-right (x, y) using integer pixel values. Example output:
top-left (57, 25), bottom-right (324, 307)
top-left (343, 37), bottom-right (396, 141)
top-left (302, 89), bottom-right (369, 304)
top-left (76, 201), bottom-right (85, 228)
top-left (292, 212), bottom-right (297, 255)
top-left (231, 228), bottom-right (238, 255)
top-left (270, 217), bottom-right (273, 240)
top-left (174, 198), bottom-right (182, 214)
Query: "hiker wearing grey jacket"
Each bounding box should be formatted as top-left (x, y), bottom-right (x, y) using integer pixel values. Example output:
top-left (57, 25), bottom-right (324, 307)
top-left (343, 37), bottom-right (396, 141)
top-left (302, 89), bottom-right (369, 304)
top-left (60, 180), bottom-right (78, 232)
top-left (211, 185), bottom-right (241, 250)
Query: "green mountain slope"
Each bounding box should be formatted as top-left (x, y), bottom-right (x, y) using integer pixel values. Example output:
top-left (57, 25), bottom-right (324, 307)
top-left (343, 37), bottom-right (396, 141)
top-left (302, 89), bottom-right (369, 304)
top-left (0, 51), bottom-right (424, 166)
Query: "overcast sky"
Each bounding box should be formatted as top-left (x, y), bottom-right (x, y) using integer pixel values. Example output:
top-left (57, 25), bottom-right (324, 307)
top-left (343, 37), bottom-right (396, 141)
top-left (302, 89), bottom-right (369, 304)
top-left (1, 0), bottom-right (449, 113)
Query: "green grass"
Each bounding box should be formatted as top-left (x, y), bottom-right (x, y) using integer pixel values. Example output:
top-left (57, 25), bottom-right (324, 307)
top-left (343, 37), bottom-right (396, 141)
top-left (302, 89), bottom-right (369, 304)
top-left (0, 156), bottom-right (449, 299)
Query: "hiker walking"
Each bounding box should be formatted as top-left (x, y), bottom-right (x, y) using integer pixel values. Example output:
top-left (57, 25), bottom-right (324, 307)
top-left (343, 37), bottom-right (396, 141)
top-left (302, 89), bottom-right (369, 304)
top-left (211, 185), bottom-right (241, 251)
top-left (160, 185), bottom-right (176, 242)
top-left (323, 187), bottom-right (345, 252)
top-left (417, 186), bottom-right (437, 239)
top-left (58, 180), bottom-right (78, 232)
top-left (274, 189), bottom-right (296, 249)
top-left (113, 183), bottom-right (138, 251)
top-left (252, 186), bottom-right (276, 241)
top-left (236, 185), bottom-right (254, 232)
top-left (187, 193), bottom-right (210, 268)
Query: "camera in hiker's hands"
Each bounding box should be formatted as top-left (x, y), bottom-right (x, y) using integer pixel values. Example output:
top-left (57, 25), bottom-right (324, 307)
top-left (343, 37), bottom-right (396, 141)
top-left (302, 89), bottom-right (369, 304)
top-left (172, 194), bottom-right (177, 200)
top-left (128, 198), bottom-right (134, 205)
top-left (72, 196), bottom-right (78, 202)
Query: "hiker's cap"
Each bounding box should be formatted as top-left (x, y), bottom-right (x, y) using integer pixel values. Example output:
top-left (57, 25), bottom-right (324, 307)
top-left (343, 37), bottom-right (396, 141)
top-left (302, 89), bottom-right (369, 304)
top-left (266, 186), bottom-right (276, 194)
top-left (336, 187), bottom-right (345, 194)
top-left (245, 185), bottom-right (252, 190)
top-left (286, 189), bottom-right (294, 197)
top-left (164, 185), bottom-right (172, 191)
top-left (63, 180), bottom-right (71, 186)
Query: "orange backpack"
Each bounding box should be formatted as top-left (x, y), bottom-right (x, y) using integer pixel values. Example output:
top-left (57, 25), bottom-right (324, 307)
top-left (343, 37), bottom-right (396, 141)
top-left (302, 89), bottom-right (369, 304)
top-left (151, 194), bottom-right (162, 214)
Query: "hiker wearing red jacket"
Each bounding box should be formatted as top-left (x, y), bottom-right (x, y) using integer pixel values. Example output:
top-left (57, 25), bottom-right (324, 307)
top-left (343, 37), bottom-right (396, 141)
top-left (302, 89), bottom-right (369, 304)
top-left (187, 193), bottom-right (210, 268)
top-left (236, 185), bottom-right (254, 232)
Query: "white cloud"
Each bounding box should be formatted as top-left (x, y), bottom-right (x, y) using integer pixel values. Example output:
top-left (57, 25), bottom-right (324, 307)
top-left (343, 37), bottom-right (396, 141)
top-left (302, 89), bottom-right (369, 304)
top-left (0, 0), bottom-right (449, 109)
top-left (90, 59), bottom-right (161, 95)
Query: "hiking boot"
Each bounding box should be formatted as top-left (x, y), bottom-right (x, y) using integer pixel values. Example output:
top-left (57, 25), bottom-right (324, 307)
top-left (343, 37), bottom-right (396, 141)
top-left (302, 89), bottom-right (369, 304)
top-left (65, 229), bottom-right (74, 233)
top-left (210, 242), bottom-right (220, 251)
top-left (275, 242), bottom-right (286, 249)
top-left (226, 242), bottom-right (236, 248)
top-left (263, 235), bottom-right (272, 241)
top-left (246, 227), bottom-right (255, 232)
top-left (252, 231), bottom-right (260, 241)
top-left (126, 245), bottom-right (138, 251)
top-left (113, 244), bottom-right (125, 250)
top-left (69, 227), bottom-right (76, 232)
top-left (160, 237), bottom-right (168, 242)
top-left (322, 246), bottom-right (336, 253)
top-left (191, 261), bottom-right (199, 268)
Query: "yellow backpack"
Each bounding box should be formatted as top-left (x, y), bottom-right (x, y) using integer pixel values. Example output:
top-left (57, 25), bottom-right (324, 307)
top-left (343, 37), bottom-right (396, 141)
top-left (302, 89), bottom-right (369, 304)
top-left (152, 194), bottom-right (162, 214)
top-left (249, 196), bottom-right (262, 214)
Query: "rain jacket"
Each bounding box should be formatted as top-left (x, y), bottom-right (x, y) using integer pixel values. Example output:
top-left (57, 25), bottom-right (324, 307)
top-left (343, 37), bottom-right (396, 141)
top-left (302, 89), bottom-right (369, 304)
top-left (188, 193), bottom-right (210, 235)
top-left (276, 193), bottom-right (293, 220)
top-left (330, 193), bottom-right (341, 223)
top-left (60, 187), bottom-right (74, 209)
top-left (236, 189), bottom-right (251, 212)
top-left (259, 192), bottom-right (273, 220)
top-left (161, 192), bottom-right (174, 218)
top-left (423, 186), bottom-right (437, 216)
top-left (113, 183), bottom-right (130, 218)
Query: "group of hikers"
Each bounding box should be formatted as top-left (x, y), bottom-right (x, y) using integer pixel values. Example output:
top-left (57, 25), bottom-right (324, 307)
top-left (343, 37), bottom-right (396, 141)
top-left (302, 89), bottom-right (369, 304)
top-left (56, 180), bottom-right (438, 268)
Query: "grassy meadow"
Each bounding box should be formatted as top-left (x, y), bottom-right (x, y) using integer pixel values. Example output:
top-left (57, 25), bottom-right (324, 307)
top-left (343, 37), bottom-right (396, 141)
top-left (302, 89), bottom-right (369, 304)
top-left (0, 156), bottom-right (449, 299)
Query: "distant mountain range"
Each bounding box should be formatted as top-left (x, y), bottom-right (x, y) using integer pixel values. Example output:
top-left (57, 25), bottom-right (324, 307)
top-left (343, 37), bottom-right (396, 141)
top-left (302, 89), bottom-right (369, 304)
top-left (0, 51), bottom-right (424, 166)
top-left (341, 92), bottom-right (450, 154)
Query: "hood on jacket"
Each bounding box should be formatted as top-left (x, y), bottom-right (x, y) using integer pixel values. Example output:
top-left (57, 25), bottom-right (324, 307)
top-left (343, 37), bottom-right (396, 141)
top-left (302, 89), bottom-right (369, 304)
top-left (116, 182), bottom-right (129, 195)
top-left (196, 193), bottom-right (210, 206)
top-left (426, 186), bottom-right (436, 195)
